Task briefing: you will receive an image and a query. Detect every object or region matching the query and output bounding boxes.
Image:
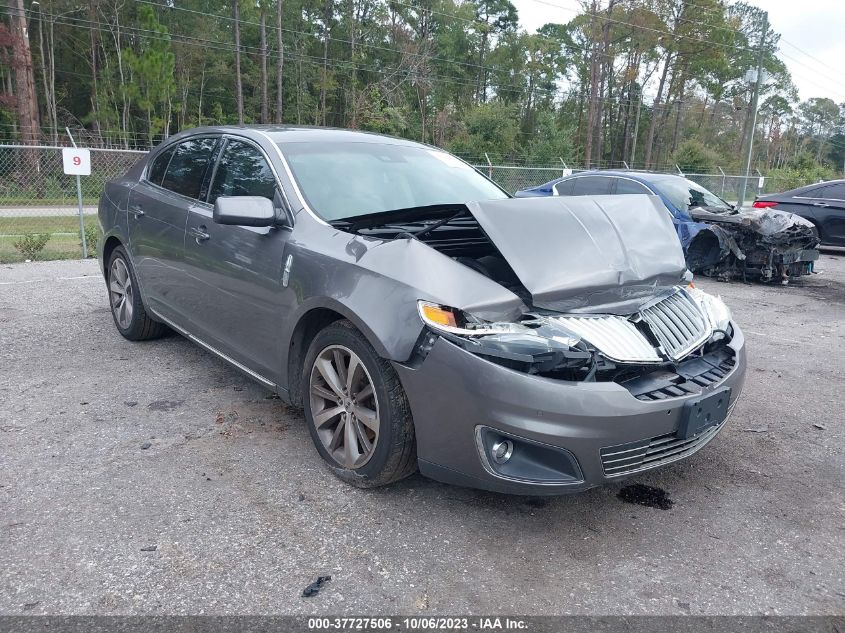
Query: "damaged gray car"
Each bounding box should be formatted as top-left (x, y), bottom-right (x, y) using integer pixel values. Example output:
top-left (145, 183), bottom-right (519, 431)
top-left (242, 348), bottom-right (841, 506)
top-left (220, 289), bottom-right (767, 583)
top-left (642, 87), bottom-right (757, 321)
top-left (98, 126), bottom-right (747, 494)
top-left (516, 171), bottom-right (820, 283)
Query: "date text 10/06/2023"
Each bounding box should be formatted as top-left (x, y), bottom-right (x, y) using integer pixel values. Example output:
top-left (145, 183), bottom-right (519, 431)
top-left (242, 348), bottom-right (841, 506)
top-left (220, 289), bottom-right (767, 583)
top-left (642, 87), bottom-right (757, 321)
top-left (307, 617), bottom-right (529, 630)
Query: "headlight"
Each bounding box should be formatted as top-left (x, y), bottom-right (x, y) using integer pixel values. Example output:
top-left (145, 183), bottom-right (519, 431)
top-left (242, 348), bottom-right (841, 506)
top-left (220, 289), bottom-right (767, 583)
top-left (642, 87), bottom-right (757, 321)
top-left (686, 286), bottom-right (732, 335)
top-left (417, 301), bottom-right (589, 374)
top-left (418, 301), bottom-right (540, 337)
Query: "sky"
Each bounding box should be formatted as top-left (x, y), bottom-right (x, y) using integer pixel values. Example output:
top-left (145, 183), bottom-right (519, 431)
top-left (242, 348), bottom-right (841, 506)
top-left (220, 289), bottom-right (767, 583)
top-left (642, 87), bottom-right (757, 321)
top-left (509, 0), bottom-right (845, 104)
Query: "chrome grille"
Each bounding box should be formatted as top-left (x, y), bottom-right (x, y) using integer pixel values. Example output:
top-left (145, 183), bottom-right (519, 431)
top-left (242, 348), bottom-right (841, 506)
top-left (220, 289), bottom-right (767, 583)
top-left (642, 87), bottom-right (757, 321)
top-left (554, 315), bottom-right (660, 363)
top-left (640, 289), bottom-right (711, 361)
top-left (599, 400), bottom-right (736, 476)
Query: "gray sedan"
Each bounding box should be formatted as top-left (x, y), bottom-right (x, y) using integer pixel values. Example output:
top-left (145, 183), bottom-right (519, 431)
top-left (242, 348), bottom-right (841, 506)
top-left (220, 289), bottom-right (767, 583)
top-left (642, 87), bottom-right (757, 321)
top-left (98, 126), bottom-right (746, 494)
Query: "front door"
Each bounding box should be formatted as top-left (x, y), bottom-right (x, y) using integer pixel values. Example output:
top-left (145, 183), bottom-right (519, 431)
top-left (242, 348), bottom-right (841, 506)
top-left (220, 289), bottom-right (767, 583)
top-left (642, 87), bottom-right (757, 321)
top-left (182, 137), bottom-right (293, 383)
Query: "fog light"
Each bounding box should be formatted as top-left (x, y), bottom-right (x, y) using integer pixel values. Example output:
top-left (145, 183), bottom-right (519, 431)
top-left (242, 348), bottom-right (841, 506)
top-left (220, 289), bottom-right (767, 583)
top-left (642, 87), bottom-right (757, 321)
top-left (491, 439), bottom-right (513, 464)
top-left (476, 426), bottom-right (584, 485)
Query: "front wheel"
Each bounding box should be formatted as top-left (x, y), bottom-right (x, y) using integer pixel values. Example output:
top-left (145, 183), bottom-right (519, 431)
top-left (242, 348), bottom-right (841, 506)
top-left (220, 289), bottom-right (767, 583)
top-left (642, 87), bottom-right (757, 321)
top-left (302, 320), bottom-right (417, 488)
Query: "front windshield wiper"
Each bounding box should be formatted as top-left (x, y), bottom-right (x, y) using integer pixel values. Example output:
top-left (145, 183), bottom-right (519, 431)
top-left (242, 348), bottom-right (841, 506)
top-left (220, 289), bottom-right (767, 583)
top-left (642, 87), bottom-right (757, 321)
top-left (330, 203), bottom-right (469, 234)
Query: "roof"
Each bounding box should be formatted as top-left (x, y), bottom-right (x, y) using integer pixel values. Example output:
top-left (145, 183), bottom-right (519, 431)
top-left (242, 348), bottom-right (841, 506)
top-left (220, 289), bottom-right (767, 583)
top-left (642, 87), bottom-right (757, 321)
top-left (563, 170), bottom-right (688, 184)
top-left (155, 124), bottom-right (431, 149)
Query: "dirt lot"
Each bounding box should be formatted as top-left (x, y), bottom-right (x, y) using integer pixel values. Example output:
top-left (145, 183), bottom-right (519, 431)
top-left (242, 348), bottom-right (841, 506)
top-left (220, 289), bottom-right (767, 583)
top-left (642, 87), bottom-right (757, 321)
top-left (1, 254), bottom-right (843, 616)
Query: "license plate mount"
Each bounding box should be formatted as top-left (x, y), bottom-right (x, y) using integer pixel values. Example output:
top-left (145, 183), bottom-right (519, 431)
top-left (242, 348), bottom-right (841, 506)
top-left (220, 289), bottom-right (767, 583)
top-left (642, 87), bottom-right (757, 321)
top-left (677, 387), bottom-right (731, 440)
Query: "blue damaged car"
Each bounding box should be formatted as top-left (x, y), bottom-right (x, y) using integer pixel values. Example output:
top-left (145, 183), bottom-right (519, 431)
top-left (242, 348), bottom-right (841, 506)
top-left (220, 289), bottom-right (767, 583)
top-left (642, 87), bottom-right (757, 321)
top-left (516, 171), bottom-right (819, 283)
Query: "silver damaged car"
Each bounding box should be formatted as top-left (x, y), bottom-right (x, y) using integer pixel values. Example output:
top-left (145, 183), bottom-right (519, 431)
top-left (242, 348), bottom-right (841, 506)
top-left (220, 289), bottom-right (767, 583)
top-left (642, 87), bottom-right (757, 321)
top-left (98, 126), bottom-right (747, 494)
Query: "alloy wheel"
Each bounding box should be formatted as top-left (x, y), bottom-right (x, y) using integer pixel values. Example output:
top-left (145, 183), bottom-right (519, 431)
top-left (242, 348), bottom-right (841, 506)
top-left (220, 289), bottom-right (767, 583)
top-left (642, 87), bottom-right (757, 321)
top-left (109, 257), bottom-right (134, 330)
top-left (309, 344), bottom-right (380, 469)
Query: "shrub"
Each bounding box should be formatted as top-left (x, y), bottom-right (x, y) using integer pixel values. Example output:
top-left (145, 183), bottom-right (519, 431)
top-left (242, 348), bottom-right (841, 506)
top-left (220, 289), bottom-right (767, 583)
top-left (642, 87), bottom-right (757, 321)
top-left (13, 233), bottom-right (51, 260)
top-left (83, 225), bottom-right (100, 257)
top-left (672, 140), bottom-right (721, 174)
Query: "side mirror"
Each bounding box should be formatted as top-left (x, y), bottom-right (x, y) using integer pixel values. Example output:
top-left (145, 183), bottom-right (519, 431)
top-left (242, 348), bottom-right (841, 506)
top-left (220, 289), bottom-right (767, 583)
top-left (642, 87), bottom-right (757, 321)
top-left (213, 196), bottom-right (276, 227)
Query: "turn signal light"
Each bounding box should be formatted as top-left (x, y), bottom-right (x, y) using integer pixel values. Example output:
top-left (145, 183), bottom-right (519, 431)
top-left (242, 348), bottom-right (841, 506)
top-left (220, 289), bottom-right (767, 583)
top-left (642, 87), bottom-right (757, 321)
top-left (753, 200), bottom-right (778, 209)
top-left (420, 303), bottom-right (458, 328)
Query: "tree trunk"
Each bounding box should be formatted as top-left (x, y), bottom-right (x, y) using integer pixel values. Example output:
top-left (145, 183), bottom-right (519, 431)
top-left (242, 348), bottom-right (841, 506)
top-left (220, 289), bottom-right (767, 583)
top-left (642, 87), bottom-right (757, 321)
top-left (276, 0), bottom-right (284, 123)
top-left (583, 0), bottom-right (600, 167)
top-left (260, 6), bottom-right (269, 123)
top-left (643, 52), bottom-right (671, 169)
top-left (630, 94), bottom-right (642, 167)
top-left (319, 0), bottom-right (331, 126)
top-left (347, 0), bottom-right (356, 127)
top-left (89, 1), bottom-right (101, 143)
top-left (234, 0), bottom-right (244, 124)
top-left (12, 0), bottom-right (41, 147)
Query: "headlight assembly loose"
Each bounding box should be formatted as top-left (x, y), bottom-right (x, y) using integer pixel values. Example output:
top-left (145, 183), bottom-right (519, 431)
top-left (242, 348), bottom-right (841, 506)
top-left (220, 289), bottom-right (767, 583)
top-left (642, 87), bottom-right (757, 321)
top-left (686, 286), bottom-right (732, 334)
top-left (417, 301), bottom-right (590, 375)
top-left (417, 301), bottom-right (536, 337)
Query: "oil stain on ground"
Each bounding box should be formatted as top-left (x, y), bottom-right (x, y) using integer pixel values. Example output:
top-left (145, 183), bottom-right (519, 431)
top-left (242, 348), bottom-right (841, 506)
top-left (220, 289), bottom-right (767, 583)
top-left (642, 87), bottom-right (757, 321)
top-left (617, 483), bottom-right (674, 510)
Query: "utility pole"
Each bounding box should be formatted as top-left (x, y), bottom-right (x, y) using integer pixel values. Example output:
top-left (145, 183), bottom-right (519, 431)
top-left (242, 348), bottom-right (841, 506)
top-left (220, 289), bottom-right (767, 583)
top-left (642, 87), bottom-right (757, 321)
top-left (737, 10), bottom-right (768, 208)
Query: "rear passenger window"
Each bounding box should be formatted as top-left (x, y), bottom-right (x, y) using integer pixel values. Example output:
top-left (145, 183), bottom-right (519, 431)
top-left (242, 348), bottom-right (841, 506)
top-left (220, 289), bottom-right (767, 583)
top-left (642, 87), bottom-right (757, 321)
top-left (614, 178), bottom-right (650, 195)
top-left (571, 176), bottom-right (612, 196)
top-left (554, 179), bottom-right (574, 196)
top-left (209, 140), bottom-right (277, 203)
top-left (814, 184), bottom-right (845, 200)
top-left (161, 138), bottom-right (217, 199)
top-left (147, 147), bottom-right (174, 185)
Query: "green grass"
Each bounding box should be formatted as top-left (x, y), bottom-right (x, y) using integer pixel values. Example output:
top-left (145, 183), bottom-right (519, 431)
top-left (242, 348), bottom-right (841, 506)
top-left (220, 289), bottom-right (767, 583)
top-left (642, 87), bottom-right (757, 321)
top-left (0, 197), bottom-right (100, 206)
top-left (0, 215), bottom-right (99, 263)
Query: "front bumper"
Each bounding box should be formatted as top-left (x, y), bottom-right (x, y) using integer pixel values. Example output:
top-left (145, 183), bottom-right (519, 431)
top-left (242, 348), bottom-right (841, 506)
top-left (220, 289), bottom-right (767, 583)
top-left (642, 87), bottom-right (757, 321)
top-left (393, 325), bottom-right (747, 495)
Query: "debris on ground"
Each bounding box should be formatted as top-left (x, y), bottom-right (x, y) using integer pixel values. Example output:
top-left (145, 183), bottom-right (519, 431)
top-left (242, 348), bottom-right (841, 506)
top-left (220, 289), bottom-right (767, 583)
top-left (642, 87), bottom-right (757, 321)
top-left (140, 442), bottom-right (152, 450)
top-left (743, 425), bottom-right (769, 433)
top-left (812, 423), bottom-right (827, 430)
top-left (140, 545), bottom-right (157, 552)
top-left (146, 400), bottom-right (184, 412)
top-left (302, 575), bottom-right (331, 598)
top-left (617, 484), bottom-right (674, 510)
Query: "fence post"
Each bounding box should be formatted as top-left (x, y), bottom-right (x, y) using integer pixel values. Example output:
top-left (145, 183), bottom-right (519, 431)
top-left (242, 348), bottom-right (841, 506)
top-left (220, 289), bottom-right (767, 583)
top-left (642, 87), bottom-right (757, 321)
top-left (622, 161), bottom-right (629, 170)
top-left (484, 153), bottom-right (493, 179)
top-left (66, 128), bottom-right (88, 259)
top-left (717, 166), bottom-right (726, 197)
top-left (675, 164), bottom-right (684, 176)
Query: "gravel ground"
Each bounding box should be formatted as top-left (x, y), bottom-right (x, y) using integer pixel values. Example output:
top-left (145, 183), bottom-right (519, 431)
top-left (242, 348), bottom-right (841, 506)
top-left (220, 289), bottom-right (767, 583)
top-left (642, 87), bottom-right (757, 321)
top-left (0, 255), bottom-right (843, 616)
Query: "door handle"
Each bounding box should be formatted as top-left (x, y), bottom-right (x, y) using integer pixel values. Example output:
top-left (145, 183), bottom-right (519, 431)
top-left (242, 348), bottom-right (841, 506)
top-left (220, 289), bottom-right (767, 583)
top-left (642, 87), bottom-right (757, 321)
top-left (190, 225), bottom-right (210, 242)
top-left (812, 202), bottom-right (829, 208)
top-left (130, 205), bottom-right (145, 218)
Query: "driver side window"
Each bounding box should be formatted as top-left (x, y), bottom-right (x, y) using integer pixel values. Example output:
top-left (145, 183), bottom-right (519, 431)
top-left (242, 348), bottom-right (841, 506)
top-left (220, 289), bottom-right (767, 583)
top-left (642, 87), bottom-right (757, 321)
top-left (209, 139), bottom-right (277, 204)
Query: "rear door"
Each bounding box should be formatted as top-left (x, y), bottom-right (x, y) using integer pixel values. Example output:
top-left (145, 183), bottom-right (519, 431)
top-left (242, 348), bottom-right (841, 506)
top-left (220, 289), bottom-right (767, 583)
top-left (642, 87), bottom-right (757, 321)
top-left (800, 183), bottom-right (845, 245)
top-left (182, 136), bottom-right (293, 382)
top-left (127, 136), bottom-right (218, 322)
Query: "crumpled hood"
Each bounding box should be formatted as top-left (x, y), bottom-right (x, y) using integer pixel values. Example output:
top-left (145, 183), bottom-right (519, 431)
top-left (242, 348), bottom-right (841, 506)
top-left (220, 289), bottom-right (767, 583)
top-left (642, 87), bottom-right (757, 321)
top-left (466, 195), bottom-right (688, 313)
top-left (688, 207), bottom-right (818, 245)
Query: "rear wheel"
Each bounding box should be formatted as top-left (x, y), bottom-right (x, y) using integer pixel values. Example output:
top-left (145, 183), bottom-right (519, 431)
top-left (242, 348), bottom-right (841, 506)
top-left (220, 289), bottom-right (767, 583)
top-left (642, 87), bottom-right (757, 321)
top-left (107, 246), bottom-right (167, 341)
top-left (302, 320), bottom-right (416, 487)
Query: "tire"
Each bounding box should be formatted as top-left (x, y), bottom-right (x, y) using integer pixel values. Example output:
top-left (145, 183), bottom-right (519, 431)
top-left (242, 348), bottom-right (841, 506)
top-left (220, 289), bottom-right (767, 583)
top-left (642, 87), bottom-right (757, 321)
top-left (302, 320), bottom-right (417, 488)
top-left (106, 246), bottom-right (167, 341)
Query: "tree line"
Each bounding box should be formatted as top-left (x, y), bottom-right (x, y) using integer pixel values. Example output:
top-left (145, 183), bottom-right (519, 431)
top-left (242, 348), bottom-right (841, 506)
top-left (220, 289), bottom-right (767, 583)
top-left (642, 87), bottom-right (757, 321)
top-left (1, 0), bottom-right (844, 176)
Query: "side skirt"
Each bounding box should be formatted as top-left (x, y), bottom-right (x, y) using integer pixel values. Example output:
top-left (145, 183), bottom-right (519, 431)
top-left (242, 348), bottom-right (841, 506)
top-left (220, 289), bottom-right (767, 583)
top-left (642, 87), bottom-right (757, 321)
top-left (149, 309), bottom-right (289, 400)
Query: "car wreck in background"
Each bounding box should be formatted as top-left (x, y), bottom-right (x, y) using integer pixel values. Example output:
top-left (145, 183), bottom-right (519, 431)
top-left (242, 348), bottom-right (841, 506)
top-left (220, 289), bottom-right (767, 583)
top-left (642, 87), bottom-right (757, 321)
top-left (516, 171), bottom-right (820, 284)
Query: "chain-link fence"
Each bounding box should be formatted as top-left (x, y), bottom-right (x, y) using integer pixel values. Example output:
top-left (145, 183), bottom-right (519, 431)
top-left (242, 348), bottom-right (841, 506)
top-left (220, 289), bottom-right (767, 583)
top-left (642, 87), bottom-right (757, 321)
top-left (0, 145), bottom-right (145, 263)
top-left (471, 164), bottom-right (574, 193)
top-left (0, 144), bottom-right (830, 264)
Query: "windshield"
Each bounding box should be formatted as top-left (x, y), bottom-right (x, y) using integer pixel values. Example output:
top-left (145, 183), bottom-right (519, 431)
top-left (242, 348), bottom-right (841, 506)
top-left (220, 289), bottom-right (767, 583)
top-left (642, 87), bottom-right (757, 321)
top-left (657, 177), bottom-right (733, 213)
top-left (278, 142), bottom-right (509, 221)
